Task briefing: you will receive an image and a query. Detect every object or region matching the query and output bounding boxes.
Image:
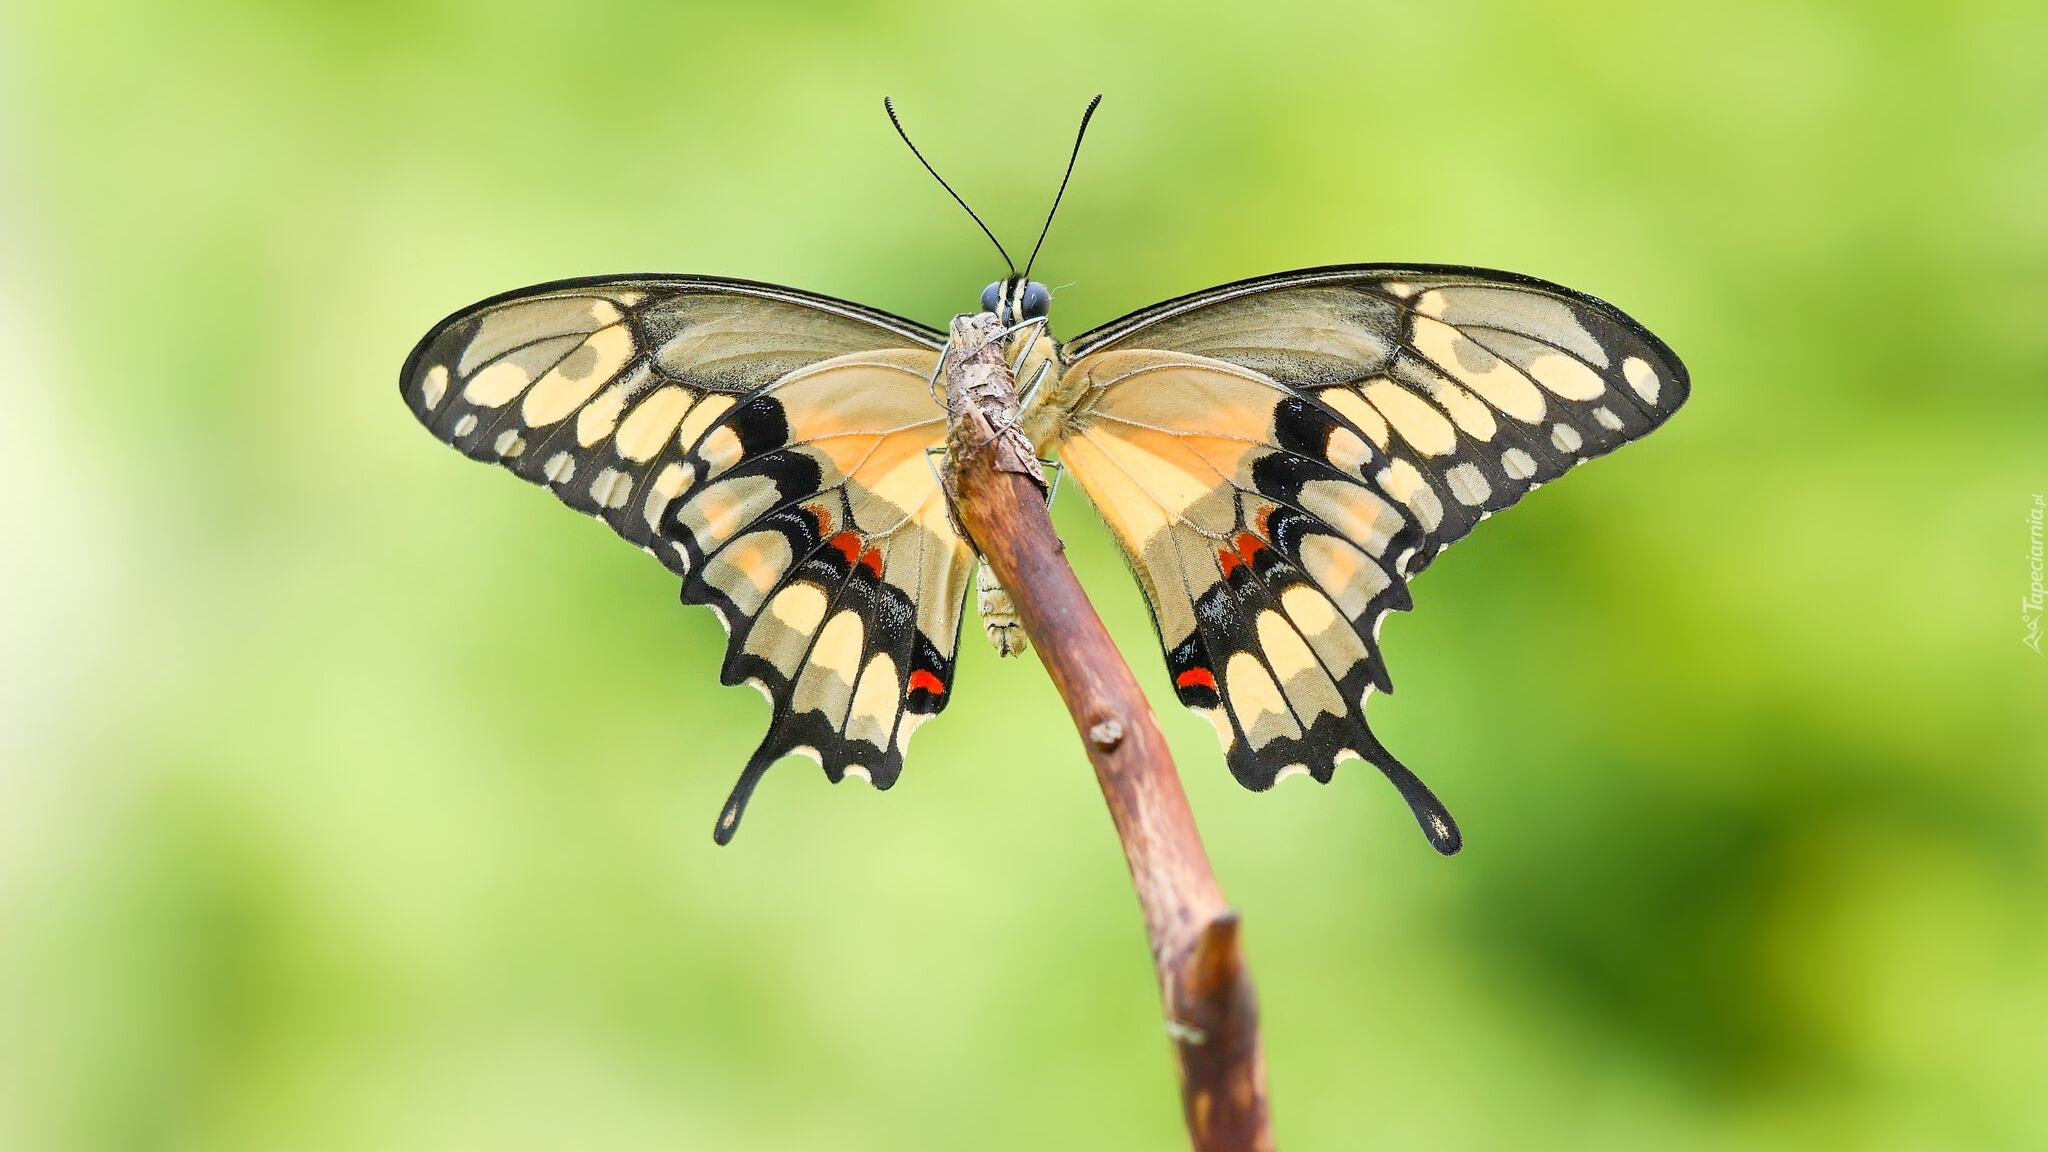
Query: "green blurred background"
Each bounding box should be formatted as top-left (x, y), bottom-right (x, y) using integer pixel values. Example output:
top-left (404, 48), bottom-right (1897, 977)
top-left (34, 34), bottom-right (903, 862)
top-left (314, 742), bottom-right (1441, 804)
top-left (2, 1), bottom-right (2043, 1148)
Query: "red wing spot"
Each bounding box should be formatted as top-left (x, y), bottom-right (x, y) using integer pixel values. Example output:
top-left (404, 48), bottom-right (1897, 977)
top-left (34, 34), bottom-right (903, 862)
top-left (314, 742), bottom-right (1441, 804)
top-left (804, 504), bottom-right (832, 535)
top-left (1235, 531), bottom-right (1269, 564)
top-left (907, 669), bottom-right (947, 696)
top-left (858, 548), bottom-right (885, 578)
top-left (1218, 548), bottom-right (1244, 578)
top-left (827, 532), bottom-right (863, 566)
top-left (1176, 668), bottom-right (1218, 691)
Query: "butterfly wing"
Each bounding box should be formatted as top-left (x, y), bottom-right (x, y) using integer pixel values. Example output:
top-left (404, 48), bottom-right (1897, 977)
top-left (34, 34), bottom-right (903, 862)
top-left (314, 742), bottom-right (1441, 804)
top-left (1048, 265), bottom-right (1689, 852)
top-left (401, 275), bottom-right (978, 841)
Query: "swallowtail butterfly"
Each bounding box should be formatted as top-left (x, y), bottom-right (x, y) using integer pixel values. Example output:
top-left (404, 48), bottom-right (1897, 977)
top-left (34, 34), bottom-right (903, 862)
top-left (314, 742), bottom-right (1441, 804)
top-left (401, 101), bottom-right (1688, 850)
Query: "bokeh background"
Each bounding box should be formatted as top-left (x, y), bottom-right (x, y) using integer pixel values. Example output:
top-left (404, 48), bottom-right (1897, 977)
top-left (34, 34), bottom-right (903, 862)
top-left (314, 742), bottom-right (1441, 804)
top-left (2, 1), bottom-right (2043, 1148)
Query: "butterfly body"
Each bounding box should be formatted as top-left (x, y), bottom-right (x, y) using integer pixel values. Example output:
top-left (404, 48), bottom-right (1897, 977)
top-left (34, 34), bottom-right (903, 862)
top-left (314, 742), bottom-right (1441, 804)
top-left (403, 264), bottom-right (1687, 849)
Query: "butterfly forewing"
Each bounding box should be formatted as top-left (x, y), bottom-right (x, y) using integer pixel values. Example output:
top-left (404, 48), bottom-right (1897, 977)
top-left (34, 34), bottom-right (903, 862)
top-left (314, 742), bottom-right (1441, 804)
top-left (401, 276), bottom-right (975, 841)
top-left (1049, 266), bottom-right (1689, 851)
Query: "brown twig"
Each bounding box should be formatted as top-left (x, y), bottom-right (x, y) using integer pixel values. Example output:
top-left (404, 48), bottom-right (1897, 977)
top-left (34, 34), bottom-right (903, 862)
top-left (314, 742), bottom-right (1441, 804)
top-left (940, 314), bottom-right (1274, 1152)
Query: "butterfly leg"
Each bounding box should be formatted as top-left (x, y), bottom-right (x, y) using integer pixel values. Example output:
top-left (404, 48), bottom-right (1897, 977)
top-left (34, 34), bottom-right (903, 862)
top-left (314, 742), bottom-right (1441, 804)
top-left (1005, 316), bottom-right (1048, 376)
top-left (1015, 356), bottom-right (1055, 411)
top-left (1037, 457), bottom-right (1063, 507)
top-left (925, 337), bottom-right (954, 405)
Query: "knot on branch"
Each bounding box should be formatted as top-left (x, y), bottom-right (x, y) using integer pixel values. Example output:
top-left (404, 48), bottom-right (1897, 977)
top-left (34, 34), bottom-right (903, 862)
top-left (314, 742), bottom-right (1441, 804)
top-left (1088, 718), bottom-right (1125, 751)
top-left (1172, 913), bottom-right (1255, 1051)
top-left (1172, 912), bottom-right (1271, 1151)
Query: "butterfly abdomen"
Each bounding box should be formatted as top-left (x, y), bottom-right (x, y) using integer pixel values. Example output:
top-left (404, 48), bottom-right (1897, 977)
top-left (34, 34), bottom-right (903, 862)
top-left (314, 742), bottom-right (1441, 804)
top-left (976, 561), bottom-right (1028, 657)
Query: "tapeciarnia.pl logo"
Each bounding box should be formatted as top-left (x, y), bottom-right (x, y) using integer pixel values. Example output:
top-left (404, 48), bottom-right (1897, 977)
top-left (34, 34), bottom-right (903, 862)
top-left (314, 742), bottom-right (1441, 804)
top-left (2026, 494), bottom-right (2044, 655)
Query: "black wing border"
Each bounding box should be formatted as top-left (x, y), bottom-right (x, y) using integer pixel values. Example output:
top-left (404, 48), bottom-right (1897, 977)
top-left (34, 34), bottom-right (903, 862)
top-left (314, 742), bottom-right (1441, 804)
top-left (399, 272), bottom-right (948, 392)
top-left (1059, 262), bottom-right (1690, 388)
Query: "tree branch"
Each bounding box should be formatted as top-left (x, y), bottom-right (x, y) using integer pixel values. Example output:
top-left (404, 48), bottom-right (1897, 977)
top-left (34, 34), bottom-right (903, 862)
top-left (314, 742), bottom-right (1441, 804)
top-left (940, 313), bottom-right (1274, 1152)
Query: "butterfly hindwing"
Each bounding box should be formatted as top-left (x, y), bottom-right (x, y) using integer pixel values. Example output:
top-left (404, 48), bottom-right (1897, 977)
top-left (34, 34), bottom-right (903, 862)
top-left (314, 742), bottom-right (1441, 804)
top-left (1049, 266), bottom-right (1689, 851)
top-left (402, 276), bottom-right (977, 841)
top-left (1049, 350), bottom-right (1457, 847)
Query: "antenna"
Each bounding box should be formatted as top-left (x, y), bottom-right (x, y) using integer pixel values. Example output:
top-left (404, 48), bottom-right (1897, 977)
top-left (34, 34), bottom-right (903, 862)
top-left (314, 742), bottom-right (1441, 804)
top-left (1023, 94), bottom-right (1102, 280)
top-left (884, 97), bottom-right (1016, 274)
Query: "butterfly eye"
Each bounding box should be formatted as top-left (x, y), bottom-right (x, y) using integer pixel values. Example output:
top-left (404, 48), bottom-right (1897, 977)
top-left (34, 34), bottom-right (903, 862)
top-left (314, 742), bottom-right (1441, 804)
top-left (980, 282), bottom-right (1003, 314)
top-left (1021, 281), bottom-right (1051, 319)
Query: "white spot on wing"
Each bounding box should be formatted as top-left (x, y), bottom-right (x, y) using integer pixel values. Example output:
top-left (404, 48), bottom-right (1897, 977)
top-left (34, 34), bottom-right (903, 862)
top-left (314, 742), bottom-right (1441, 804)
top-left (1224, 652), bottom-right (1300, 748)
top-left (1526, 353), bottom-right (1605, 400)
top-left (1275, 764), bottom-right (1310, 784)
top-left (1324, 426), bottom-right (1372, 476)
top-left (1363, 379), bottom-right (1457, 457)
top-left (1376, 461), bottom-right (1443, 532)
top-left (453, 413), bottom-right (477, 437)
top-left (847, 653), bottom-right (902, 747)
top-left (1319, 386), bottom-right (1390, 451)
top-left (810, 611), bottom-right (865, 681)
top-left (462, 360), bottom-right (531, 407)
top-left (577, 383), bottom-right (631, 446)
top-left (543, 452), bottom-right (576, 484)
top-left (675, 395), bottom-right (735, 453)
top-left (1593, 406), bottom-right (1623, 431)
top-left (768, 582), bottom-right (828, 635)
top-left (1501, 448), bottom-right (1536, 480)
top-left (644, 462), bottom-right (690, 531)
top-left (1444, 463), bottom-right (1491, 507)
top-left (700, 425), bottom-right (744, 472)
top-left (843, 765), bottom-right (872, 784)
top-left (521, 324), bottom-right (634, 427)
top-left (493, 429), bottom-right (525, 458)
top-left (589, 467), bottom-right (632, 509)
top-left (421, 364), bottom-right (449, 409)
top-left (1623, 356), bottom-right (1661, 404)
top-left (615, 386), bottom-right (694, 462)
top-left (1411, 318), bottom-right (1546, 425)
top-left (1550, 423), bottom-right (1583, 454)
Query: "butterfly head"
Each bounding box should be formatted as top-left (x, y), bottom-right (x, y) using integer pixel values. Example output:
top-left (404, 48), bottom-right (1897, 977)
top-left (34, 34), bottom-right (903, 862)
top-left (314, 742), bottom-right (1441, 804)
top-left (981, 275), bottom-right (1052, 327)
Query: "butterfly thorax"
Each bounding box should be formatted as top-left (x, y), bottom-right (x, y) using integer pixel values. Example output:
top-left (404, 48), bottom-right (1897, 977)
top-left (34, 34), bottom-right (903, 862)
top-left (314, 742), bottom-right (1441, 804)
top-left (1010, 329), bottom-right (1068, 456)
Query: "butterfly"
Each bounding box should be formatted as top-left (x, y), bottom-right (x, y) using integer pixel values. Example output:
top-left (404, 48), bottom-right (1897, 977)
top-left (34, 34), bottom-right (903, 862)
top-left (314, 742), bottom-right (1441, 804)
top-left (399, 102), bottom-right (1688, 852)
